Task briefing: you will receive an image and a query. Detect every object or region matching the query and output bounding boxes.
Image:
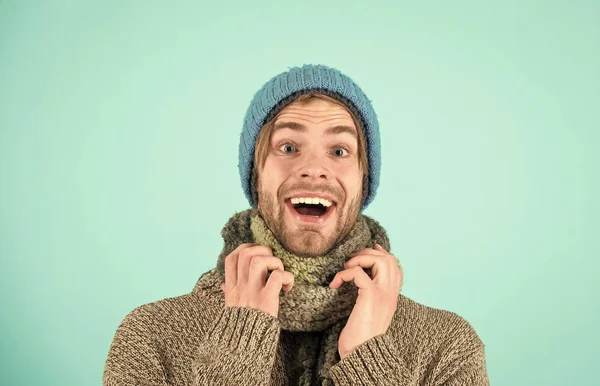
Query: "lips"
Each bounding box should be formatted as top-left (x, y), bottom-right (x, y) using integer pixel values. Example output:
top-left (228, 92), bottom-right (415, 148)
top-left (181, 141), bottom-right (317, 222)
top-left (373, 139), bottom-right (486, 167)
top-left (284, 194), bottom-right (337, 224)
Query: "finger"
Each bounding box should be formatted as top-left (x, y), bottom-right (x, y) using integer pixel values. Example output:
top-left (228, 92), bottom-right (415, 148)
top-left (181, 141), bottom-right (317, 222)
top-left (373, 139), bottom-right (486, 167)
top-left (264, 270), bottom-right (294, 298)
top-left (329, 266), bottom-right (373, 289)
top-left (344, 255), bottom-right (389, 284)
top-left (224, 243), bottom-right (256, 288)
top-left (350, 247), bottom-right (387, 257)
top-left (346, 252), bottom-right (390, 264)
top-left (237, 245), bottom-right (273, 285)
top-left (281, 271), bottom-right (294, 292)
top-left (349, 246), bottom-right (397, 266)
top-left (374, 243), bottom-right (388, 253)
top-left (248, 255), bottom-right (285, 290)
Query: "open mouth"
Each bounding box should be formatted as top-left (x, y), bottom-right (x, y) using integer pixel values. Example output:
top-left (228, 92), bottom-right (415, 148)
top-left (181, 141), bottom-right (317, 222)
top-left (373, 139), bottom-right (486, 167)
top-left (286, 196), bottom-right (336, 221)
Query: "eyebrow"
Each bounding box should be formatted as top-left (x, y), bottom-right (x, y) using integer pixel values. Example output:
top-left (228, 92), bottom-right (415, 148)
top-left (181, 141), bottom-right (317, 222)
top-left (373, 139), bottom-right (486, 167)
top-left (273, 121), bottom-right (357, 139)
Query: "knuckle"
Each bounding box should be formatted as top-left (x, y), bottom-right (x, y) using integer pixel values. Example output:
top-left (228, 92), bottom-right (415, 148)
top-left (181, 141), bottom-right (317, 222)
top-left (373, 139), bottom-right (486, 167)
top-left (238, 248), bottom-right (248, 259)
top-left (268, 256), bottom-right (283, 268)
top-left (249, 255), bottom-right (264, 269)
top-left (259, 245), bottom-right (273, 255)
top-left (236, 243), bottom-right (251, 253)
top-left (239, 248), bottom-right (253, 260)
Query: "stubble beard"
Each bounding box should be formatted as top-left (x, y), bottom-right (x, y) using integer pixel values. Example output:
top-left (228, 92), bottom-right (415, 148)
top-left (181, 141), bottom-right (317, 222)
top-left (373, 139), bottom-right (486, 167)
top-left (257, 184), bottom-right (362, 257)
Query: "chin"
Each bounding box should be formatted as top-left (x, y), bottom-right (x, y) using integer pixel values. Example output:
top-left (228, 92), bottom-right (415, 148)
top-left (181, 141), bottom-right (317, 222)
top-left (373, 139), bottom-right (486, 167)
top-left (283, 230), bottom-right (333, 257)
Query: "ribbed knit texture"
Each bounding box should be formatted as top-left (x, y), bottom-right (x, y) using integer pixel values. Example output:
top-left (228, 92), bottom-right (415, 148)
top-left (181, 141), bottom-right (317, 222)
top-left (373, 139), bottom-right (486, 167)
top-left (103, 212), bottom-right (490, 385)
top-left (238, 64), bottom-right (381, 211)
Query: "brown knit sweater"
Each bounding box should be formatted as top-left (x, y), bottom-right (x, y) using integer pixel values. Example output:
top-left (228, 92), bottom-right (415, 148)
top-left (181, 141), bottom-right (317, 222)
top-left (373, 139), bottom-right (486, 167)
top-left (103, 270), bottom-right (489, 385)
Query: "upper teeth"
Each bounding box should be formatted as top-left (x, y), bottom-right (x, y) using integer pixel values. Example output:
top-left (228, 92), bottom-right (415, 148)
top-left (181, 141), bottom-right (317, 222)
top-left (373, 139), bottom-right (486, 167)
top-left (290, 197), bottom-right (333, 207)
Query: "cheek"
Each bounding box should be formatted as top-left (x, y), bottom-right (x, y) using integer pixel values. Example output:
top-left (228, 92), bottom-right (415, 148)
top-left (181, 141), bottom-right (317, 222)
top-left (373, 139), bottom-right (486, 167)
top-left (260, 159), bottom-right (291, 190)
top-left (334, 164), bottom-right (363, 198)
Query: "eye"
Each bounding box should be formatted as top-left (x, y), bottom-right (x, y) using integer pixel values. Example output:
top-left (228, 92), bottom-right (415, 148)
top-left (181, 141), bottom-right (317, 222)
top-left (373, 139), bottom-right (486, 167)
top-left (280, 143), bottom-right (297, 153)
top-left (331, 147), bottom-right (348, 157)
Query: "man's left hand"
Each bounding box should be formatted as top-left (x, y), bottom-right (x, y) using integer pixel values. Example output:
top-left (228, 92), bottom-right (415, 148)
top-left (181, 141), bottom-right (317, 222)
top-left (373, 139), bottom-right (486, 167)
top-left (329, 243), bottom-right (403, 360)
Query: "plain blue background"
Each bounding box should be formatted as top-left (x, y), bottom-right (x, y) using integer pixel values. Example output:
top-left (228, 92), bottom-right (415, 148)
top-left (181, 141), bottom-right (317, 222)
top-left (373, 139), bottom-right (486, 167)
top-left (1, 1), bottom-right (598, 385)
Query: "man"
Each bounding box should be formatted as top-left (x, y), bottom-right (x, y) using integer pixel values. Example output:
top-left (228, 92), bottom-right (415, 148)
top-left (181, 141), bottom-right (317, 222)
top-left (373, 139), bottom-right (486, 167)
top-left (103, 64), bottom-right (489, 385)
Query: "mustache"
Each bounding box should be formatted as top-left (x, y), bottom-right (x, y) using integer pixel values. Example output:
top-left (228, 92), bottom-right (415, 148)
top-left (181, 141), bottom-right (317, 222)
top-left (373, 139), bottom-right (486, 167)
top-left (278, 181), bottom-right (344, 203)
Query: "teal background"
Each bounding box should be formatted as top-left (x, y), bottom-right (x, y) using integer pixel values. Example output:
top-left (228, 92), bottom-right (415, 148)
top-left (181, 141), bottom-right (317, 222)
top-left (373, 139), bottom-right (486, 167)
top-left (1, 1), bottom-right (598, 385)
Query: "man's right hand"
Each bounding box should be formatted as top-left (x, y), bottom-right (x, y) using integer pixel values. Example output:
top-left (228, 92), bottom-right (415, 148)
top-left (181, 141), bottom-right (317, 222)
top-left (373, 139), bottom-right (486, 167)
top-left (220, 243), bottom-right (294, 318)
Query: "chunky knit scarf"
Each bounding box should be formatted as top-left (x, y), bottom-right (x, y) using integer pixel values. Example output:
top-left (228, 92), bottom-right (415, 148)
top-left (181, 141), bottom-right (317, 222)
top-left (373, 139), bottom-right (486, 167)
top-left (196, 209), bottom-right (392, 385)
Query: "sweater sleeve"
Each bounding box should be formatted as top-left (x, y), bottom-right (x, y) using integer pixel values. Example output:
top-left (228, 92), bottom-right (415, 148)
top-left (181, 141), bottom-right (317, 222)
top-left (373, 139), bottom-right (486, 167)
top-left (103, 308), bottom-right (173, 386)
top-left (103, 305), bottom-right (281, 386)
top-left (327, 333), bottom-right (489, 386)
top-left (439, 345), bottom-right (489, 386)
top-left (192, 306), bottom-right (282, 385)
top-left (327, 333), bottom-right (412, 385)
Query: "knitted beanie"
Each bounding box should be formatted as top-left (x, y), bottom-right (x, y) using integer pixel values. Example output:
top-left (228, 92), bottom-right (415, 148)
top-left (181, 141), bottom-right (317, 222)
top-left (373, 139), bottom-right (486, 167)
top-left (238, 64), bottom-right (381, 211)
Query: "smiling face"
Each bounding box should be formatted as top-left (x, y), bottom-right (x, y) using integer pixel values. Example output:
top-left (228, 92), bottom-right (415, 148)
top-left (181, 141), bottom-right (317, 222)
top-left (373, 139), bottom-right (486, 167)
top-left (255, 95), bottom-right (366, 256)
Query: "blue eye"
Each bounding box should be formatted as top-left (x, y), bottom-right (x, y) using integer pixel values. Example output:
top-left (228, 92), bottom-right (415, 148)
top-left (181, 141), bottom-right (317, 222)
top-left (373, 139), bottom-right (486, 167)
top-left (281, 144), bottom-right (296, 153)
top-left (332, 148), bottom-right (348, 157)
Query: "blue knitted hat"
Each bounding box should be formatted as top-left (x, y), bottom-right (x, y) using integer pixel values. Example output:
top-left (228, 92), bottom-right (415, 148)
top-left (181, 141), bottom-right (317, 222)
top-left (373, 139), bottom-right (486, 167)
top-left (238, 64), bottom-right (381, 211)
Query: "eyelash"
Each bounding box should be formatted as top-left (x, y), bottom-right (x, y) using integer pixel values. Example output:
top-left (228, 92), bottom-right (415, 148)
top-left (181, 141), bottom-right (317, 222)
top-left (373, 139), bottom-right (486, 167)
top-left (277, 143), bottom-right (350, 157)
top-left (331, 146), bottom-right (349, 157)
top-left (279, 143), bottom-right (297, 154)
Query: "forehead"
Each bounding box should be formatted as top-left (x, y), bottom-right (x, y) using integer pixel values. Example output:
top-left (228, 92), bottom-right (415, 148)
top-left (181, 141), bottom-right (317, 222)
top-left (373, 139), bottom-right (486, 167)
top-left (274, 98), bottom-right (355, 127)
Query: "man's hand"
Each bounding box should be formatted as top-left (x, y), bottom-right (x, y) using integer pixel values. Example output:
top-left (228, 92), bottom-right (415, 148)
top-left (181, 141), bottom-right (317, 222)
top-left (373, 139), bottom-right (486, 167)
top-left (220, 243), bottom-right (295, 318)
top-left (329, 243), bottom-right (403, 359)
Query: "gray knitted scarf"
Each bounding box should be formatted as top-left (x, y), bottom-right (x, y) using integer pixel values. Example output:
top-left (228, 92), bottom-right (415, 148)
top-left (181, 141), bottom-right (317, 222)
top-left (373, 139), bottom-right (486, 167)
top-left (196, 209), bottom-right (391, 385)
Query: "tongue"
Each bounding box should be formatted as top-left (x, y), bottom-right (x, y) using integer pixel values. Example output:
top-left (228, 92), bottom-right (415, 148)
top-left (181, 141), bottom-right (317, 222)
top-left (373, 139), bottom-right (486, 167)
top-left (296, 205), bottom-right (325, 217)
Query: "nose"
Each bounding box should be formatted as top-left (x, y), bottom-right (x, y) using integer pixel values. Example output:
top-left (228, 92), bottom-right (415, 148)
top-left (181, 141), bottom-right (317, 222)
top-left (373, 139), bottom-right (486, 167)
top-left (295, 152), bottom-right (332, 181)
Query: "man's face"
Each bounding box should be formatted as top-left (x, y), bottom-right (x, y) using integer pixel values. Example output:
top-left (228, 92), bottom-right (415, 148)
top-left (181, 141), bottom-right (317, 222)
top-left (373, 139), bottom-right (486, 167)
top-left (257, 98), bottom-right (364, 256)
